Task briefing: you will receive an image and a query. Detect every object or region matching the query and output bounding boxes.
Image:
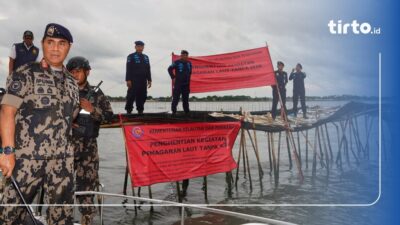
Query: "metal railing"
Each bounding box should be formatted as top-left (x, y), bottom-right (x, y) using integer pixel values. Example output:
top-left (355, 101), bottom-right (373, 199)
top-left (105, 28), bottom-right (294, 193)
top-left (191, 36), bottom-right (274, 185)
top-left (75, 191), bottom-right (298, 225)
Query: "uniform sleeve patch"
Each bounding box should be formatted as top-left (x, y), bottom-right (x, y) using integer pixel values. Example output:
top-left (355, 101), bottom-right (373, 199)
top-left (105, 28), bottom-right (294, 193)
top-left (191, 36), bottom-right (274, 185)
top-left (10, 81), bottom-right (22, 92)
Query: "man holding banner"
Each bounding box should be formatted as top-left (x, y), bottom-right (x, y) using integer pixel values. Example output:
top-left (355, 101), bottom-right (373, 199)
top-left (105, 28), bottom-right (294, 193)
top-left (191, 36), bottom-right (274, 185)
top-left (271, 61), bottom-right (288, 119)
top-left (168, 50), bottom-right (192, 115)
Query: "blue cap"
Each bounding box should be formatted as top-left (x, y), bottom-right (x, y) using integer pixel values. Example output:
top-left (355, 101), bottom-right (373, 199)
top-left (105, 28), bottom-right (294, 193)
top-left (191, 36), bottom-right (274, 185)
top-left (135, 40), bottom-right (144, 46)
top-left (43, 23), bottom-right (73, 43)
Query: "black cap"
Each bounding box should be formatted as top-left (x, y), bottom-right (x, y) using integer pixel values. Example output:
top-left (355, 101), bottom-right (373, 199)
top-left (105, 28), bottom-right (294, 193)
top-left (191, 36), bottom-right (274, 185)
top-left (277, 61), bottom-right (284, 66)
top-left (23, 30), bottom-right (33, 38)
top-left (66, 56), bottom-right (91, 71)
top-left (135, 40), bottom-right (144, 46)
top-left (181, 50), bottom-right (189, 55)
top-left (43, 23), bottom-right (73, 43)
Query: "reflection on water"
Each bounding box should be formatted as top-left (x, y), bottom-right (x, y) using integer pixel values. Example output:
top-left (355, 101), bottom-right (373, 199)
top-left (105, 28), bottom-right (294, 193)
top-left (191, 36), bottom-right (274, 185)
top-left (88, 101), bottom-right (381, 225)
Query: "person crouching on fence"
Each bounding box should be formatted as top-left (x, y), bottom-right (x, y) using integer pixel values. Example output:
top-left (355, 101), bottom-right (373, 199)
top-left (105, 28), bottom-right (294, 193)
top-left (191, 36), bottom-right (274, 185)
top-left (66, 56), bottom-right (113, 225)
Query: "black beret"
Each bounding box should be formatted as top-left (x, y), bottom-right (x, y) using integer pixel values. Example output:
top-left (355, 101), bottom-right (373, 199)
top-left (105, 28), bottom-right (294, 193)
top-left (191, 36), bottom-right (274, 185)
top-left (181, 50), bottom-right (189, 55)
top-left (135, 40), bottom-right (145, 46)
top-left (296, 63), bottom-right (302, 69)
top-left (43, 23), bottom-right (73, 43)
top-left (277, 61), bottom-right (284, 66)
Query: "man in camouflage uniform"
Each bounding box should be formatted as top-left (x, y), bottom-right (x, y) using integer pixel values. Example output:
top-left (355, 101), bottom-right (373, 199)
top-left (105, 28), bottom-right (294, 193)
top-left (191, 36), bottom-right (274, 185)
top-left (66, 56), bottom-right (113, 225)
top-left (0, 23), bottom-right (78, 225)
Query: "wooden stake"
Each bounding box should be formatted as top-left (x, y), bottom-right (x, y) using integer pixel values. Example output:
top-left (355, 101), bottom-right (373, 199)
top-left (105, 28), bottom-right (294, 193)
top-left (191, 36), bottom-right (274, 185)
top-left (305, 130), bottom-right (309, 169)
top-left (297, 131), bottom-right (302, 168)
top-left (285, 134), bottom-right (293, 170)
top-left (244, 136), bottom-right (253, 192)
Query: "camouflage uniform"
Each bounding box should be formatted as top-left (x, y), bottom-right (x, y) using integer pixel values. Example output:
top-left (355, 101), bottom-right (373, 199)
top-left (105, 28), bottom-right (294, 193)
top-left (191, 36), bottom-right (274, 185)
top-left (72, 83), bottom-right (112, 220)
top-left (0, 62), bottom-right (79, 225)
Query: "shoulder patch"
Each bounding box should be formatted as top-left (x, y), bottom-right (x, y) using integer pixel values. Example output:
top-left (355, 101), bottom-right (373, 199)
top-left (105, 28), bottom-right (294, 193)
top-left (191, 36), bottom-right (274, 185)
top-left (10, 80), bottom-right (22, 92)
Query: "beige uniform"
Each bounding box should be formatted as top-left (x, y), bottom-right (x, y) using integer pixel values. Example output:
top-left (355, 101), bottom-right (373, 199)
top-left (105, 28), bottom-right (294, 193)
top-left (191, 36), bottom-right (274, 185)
top-left (0, 62), bottom-right (79, 225)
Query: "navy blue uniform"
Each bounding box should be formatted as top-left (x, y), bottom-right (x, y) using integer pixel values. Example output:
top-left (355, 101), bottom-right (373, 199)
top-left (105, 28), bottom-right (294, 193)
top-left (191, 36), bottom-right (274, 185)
top-left (168, 59), bottom-right (192, 113)
top-left (125, 52), bottom-right (151, 113)
top-left (289, 71), bottom-right (307, 117)
top-left (13, 42), bottom-right (39, 70)
top-left (271, 70), bottom-right (288, 119)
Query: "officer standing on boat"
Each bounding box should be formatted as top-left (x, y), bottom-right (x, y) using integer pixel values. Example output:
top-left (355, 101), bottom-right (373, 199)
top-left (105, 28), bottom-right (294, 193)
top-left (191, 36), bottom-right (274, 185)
top-left (289, 63), bottom-right (307, 118)
top-left (0, 23), bottom-right (79, 225)
top-left (67, 56), bottom-right (113, 225)
top-left (8, 30), bottom-right (41, 75)
top-left (271, 61), bottom-right (288, 119)
top-left (125, 40), bottom-right (152, 115)
top-left (168, 50), bottom-right (192, 115)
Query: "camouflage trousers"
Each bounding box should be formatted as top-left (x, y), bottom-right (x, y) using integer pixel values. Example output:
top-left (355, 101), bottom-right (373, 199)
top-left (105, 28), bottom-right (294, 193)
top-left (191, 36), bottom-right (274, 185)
top-left (0, 157), bottom-right (74, 225)
top-left (73, 137), bottom-right (99, 219)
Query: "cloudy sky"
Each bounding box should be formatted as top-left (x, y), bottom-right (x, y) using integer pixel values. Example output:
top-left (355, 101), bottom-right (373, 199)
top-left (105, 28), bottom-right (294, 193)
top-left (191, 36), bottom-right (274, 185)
top-left (0, 0), bottom-right (383, 97)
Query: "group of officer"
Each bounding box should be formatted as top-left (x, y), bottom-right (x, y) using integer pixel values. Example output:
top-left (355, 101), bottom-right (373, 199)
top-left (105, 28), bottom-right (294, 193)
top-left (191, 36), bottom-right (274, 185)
top-left (271, 61), bottom-right (308, 120)
top-left (125, 41), bottom-right (193, 115)
top-left (0, 23), bottom-right (307, 225)
top-left (124, 43), bottom-right (308, 120)
top-left (0, 24), bottom-right (112, 225)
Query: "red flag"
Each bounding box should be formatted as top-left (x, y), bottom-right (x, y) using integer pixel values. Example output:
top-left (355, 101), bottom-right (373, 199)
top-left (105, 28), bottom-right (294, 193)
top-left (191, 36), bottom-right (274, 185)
top-left (123, 122), bottom-right (241, 187)
top-left (172, 47), bottom-right (276, 93)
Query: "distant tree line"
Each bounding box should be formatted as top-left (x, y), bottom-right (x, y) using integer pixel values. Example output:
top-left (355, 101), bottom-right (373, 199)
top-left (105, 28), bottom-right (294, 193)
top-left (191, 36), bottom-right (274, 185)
top-left (106, 95), bottom-right (379, 102)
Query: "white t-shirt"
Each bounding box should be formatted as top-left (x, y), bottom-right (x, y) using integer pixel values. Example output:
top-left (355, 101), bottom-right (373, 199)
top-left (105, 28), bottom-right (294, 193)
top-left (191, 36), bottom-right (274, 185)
top-left (9, 42), bottom-right (42, 62)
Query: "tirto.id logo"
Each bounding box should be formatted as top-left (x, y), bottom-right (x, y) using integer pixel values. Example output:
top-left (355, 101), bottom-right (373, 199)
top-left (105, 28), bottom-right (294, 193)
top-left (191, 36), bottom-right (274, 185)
top-left (328, 20), bottom-right (381, 35)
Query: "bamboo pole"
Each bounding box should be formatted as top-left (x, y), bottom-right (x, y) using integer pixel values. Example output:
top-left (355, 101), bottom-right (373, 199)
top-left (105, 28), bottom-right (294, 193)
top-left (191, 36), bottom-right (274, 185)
top-left (277, 132), bottom-right (282, 183)
top-left (353, 116), bottom-right (365, 158)
top-left (320, 125), bottom-right (330, 173)
top-left (123, 167), bottom-right (129, 196)
top-left (235, 129), bottom-right (243, 189)
top-left (285, 134), bottom-right (293, 170)
top-left (332, 122), bottom-right (342, 170)
top-left (226, 172), bottom-right (233, 197)
top-left (305, 130), bottom-right (309, 169)
top-left (312, 128), bottom-right (318, 177)
top-left (203, 176), bottom-right (208, 200)
top-left (241, 129), bottom-right (247, 179)
top-left (324, 123), bottom-right (334, 164)
top-left (252, 123), bottom-right (264, 177)
top-left (244, 135), bottom-right (253, 192)
top-left (176, 182), bottom-right (182, 203)
top-left (270, 133), bottom-right (278, 187)
top-left (317, 127), bottom-right (325, 169)
top-left (297, 131), bottom-right (302, 168)
top-left (268, 132), bottom-right (274, 175)
top-left (286, 130), bottom-right (304, 182)
top-left (246, 128), bottom-right (264, 183)
top-left (148, 186), bottom-right (154, 212)
top-left (339, 120), bottom-right (351, 167)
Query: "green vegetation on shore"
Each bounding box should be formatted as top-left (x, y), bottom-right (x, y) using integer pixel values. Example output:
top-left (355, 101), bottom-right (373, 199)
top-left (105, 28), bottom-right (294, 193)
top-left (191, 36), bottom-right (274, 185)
top-left (107, 95), bottom-right (378, 102)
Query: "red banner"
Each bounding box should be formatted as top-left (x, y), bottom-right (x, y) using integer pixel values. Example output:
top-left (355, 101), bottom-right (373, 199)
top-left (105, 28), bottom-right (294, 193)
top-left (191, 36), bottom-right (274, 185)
top-left (123, 122), bottom-right (241, 187)
top-left (172, 47), bottom-right (276, 93)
